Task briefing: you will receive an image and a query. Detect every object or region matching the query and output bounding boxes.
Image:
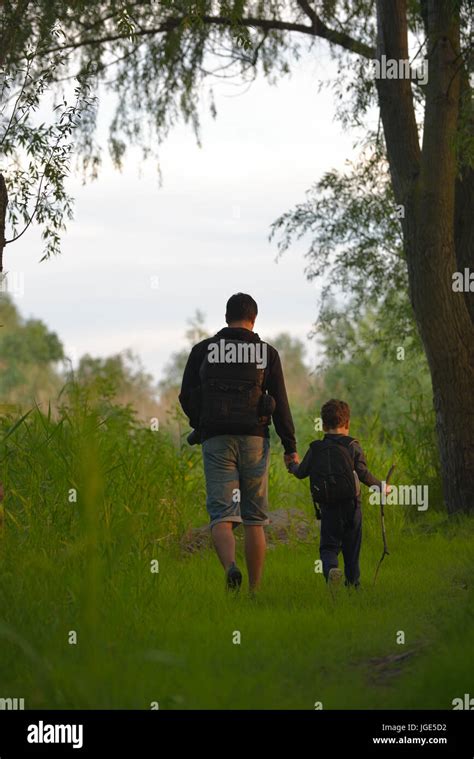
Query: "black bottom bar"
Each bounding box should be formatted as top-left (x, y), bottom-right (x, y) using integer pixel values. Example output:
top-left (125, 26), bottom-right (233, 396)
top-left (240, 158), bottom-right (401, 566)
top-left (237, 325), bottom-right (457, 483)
top-left (0, 710), bottom-right (473, 757)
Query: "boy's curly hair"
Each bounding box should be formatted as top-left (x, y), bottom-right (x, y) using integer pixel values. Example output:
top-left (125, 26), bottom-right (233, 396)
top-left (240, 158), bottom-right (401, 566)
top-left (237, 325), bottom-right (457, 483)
top-left (321, 399), bottom-right (351, 430)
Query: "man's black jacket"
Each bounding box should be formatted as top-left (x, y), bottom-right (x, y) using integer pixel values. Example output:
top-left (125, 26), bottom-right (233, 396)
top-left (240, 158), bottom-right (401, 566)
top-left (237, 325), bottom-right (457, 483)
top-left (178, 327), bottom-right (297, 454)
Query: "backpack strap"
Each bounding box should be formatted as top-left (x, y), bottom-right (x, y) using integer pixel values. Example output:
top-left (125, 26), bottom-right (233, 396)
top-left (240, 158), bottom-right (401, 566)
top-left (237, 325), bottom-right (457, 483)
top-left (333, 437), bottom-right (361, 498)
top-left (332, 436), bottom-right (357, 462)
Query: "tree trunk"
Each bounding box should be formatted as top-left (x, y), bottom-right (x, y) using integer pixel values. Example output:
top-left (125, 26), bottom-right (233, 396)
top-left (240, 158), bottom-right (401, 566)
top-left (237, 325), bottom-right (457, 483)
top-left (0, 173), bottom-right (7, 273)
top-left (376, 0), bottom-right (474, 514)
top-left (454, 70), bottom-right (474, 324)
top-left (406, 214), bottom-right (474, 514)
top-left (410, 2), bottom-right (474, 514)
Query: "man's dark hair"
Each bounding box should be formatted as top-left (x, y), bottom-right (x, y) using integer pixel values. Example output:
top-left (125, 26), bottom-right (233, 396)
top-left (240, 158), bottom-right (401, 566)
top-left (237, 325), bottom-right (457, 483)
top-left (225, 293), bottom-right (258, 324)
top-left (321, 399), bottom-right (351, 429)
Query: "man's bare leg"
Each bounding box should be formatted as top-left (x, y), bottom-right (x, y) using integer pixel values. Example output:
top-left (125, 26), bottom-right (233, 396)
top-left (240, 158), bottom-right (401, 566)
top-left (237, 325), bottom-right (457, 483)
top-left (244, 524), bottom-right (266, 591)
top-left (211, 521), bottom-right (236, 569)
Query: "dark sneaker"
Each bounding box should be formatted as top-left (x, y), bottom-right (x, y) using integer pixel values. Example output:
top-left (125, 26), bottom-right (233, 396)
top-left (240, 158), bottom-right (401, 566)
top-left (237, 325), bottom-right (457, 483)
top-left (345, 579), bottom-right (360, 590)
top-left (328, 567), bottom-right (343, 597)
top-left (226, 562), bottom-right (243, 591)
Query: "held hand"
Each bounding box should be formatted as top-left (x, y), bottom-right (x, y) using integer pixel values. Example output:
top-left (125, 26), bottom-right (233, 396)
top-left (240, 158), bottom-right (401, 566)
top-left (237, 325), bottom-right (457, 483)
top-left (284, 452), bottom-right (300, 469)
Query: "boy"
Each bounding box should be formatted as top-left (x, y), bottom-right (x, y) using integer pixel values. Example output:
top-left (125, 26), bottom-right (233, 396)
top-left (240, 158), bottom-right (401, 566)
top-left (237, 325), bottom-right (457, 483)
top-left (288, 398), bottom-right (386, 590)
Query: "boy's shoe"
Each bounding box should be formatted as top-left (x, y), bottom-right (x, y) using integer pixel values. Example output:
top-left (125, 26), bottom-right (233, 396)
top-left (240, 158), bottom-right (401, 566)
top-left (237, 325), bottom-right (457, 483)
top-left (345, 579), bottom-right (360, 590)
top-left (226, 562), bottom-right (243, 591)
top-left (328, 567), bottom-right (343, 596)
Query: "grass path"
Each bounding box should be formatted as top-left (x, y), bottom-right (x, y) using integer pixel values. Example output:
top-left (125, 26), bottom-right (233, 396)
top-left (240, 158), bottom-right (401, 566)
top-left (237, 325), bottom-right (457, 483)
top-left (1, 515), bottom-right (473, 709)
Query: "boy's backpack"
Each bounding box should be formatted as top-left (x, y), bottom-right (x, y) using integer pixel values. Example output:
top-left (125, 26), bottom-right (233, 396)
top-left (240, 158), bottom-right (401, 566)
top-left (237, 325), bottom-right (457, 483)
top-left (198, 337), bottom-right (267, 430)
top-left (309, 436), bottom-right (360, 509)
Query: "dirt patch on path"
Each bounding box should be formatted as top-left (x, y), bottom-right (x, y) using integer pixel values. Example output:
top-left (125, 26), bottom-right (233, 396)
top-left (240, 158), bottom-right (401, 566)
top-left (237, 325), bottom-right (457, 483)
top-left (362, 648), bottom-right (423, 686)
top-left (181, 508), bottom-right (318, 554)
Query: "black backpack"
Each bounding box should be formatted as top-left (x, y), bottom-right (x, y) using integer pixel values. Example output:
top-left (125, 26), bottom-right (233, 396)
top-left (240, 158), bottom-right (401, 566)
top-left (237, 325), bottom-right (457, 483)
top-left (198, 337), bottom-right (268, 430)
top-left (309, 436), bottom-right (359, 508)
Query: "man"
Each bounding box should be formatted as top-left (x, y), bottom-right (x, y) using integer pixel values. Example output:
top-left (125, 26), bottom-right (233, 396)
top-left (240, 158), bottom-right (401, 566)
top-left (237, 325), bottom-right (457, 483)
top-left (179, 293), bottom-right (298, 592)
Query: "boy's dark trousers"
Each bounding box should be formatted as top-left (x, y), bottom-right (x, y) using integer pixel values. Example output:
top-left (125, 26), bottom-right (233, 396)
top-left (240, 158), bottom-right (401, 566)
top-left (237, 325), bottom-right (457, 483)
top-left (319, 499), bottom-right (362, 586)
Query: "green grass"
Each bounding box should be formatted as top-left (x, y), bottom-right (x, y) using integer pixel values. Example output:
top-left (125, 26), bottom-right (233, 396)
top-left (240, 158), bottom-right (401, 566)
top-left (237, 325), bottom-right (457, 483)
top-left (0, 401), bottom-right (473, 709)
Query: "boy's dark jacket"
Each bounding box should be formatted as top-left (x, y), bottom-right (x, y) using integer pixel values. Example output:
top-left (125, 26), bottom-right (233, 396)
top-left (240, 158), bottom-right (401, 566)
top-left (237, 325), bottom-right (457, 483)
top-left (179, 327), bottom-right (297, 454)
top-left (291, 433), bottom-right (382, 506)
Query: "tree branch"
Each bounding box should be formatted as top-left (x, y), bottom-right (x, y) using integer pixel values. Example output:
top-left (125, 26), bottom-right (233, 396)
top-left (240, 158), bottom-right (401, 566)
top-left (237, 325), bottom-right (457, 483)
top-left (296, 0), bottom-right (319, 27)
top-left (0, 47), bottom-right (36, 149)
top-left (296, 0), bottom-right (374, 57)
top-left (38, 12), bottom-right (375, 60)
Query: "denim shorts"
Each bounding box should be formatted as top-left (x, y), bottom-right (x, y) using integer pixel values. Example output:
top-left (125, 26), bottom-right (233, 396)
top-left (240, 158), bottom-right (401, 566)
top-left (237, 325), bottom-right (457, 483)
top-left (202, 435), bottom-right (270, 527)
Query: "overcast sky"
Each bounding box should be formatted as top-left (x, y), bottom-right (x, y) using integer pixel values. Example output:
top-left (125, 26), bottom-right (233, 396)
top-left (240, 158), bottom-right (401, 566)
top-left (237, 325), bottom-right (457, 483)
top-left (6, 43), bottom-right (361, 384)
